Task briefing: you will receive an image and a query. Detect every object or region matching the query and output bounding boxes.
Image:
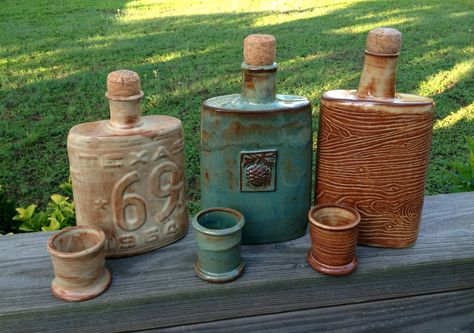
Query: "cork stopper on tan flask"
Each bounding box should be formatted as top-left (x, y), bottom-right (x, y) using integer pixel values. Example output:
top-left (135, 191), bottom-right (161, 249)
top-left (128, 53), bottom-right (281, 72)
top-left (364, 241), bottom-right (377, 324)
top-left (106, 69), bottom-right (144, 129)
top-left (243, 34), bottom-right (276, 66)
top-left (356, 28), bottom-right (402, 99)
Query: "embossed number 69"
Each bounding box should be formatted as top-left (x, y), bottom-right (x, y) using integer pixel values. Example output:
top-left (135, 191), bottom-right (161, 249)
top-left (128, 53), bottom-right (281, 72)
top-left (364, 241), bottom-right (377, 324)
top-left (112, 172), bottom-right (147, 231)
top-left (112, 163), bottom-right (181, 231)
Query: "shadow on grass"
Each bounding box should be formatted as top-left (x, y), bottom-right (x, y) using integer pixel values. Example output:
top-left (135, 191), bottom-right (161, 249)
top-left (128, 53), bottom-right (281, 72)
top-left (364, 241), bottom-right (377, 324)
top-left (0, 0), bottom-right (472, 208)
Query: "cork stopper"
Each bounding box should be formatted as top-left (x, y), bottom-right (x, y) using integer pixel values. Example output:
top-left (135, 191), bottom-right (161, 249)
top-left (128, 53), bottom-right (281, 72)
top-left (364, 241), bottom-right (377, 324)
top-left (243, 34), bottom-right (276, 66)
top-left (366, 28), bottom-right (402, 54)
top-left (106, 69), bottom-right (142, 98)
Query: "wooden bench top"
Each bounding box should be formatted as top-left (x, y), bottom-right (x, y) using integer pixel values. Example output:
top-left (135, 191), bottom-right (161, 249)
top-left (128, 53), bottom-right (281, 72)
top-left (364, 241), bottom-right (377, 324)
top-left (1, 192), bottom-right (473, 332)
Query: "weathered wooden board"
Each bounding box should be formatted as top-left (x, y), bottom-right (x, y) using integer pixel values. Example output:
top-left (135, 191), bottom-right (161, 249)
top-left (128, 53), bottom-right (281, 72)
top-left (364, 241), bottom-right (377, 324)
top-left (0, 192), bottom-right (473, 332)
top-left (157, 288), bottom-right (474, 333)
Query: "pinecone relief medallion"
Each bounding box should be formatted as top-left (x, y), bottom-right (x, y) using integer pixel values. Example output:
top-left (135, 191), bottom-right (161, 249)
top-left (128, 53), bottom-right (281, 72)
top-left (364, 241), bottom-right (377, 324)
top-left (240, 150), bottom-right (277, 192)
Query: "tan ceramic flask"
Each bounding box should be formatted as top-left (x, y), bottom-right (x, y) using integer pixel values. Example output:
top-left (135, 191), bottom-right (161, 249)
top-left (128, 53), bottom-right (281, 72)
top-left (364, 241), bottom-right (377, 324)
top-left (315, 28), bottom-right (434, 248)
top-left (67, 70), bottom-right (188, 257)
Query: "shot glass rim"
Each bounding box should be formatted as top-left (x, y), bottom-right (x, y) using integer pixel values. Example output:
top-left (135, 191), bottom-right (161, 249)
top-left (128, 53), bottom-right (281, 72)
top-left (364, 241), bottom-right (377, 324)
top-left (193, 207), bottom-right (245, 236)
top-left (308, 204), bottom-right (361, 231)
top-left (47, 225), bottom-right (106, 259)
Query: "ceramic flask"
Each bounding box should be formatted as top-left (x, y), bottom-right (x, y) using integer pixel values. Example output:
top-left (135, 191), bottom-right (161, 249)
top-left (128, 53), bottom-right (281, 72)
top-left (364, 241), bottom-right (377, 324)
top-left (47, 226), bottom-right (111, 301)
top-left (201, 34), bottom-right (312, 244)
top-left (67, 70), bottom-right (188, 257)
top-left (193, 207), bottom-right (245, 283)
top-left (315, 28), bottom-right (434, 248)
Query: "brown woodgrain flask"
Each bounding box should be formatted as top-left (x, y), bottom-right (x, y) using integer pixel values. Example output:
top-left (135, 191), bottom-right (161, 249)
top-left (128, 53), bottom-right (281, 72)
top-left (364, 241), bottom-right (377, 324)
top-left (315, 28), bottom-right (434, 248)
top-left (67, 70), bottom-right (188, 257)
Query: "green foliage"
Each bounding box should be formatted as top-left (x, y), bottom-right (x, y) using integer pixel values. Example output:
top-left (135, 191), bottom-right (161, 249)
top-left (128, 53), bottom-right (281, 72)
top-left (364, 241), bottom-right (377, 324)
top-left (13, 194), bottom-right (75, 232)
top-left (13, 204), bottom-right (49, 232)
top-left (59, 176), bottom-right (74, 198)
top-left (11, 178), bottom-right (75, 233)
top-left (445, 136), bottom-right (474, 192)
top-left (0, 185), bottom-right (18, 234)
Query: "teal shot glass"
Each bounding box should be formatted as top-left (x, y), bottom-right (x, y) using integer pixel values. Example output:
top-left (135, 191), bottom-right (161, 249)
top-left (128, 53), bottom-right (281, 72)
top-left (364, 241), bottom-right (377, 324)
top-left (192, 207), bottom-right (245, 283)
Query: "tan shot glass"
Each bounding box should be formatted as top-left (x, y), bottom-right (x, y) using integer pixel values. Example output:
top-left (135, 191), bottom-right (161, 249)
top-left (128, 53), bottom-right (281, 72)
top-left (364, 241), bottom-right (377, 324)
top-left (307, 204), bottom-right (361, 276)
top-left (47, 226), bottom-right (111, 301)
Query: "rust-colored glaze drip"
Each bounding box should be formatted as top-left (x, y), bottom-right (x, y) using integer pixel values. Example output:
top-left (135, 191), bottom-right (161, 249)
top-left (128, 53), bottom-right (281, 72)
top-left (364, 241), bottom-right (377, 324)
top-left (241, 66), bottom-right (277, 104)
top-left (315, 28), bottom-right (434, 248)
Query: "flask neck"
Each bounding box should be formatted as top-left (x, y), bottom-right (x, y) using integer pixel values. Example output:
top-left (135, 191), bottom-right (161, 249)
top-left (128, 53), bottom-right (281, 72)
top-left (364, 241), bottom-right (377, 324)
top-left (356, 51), bottom-right (398, 99)
top-left (107, 92), bottom-right (144, 129)
top-left (241, 63), bottom-right (277, 104)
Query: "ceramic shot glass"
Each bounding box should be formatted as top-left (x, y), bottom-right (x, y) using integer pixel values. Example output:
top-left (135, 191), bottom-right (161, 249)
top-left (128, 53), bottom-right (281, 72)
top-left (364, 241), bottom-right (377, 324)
top-left (307, 204), bottom-right (361, 276)
top-left (193, 207), bottom-right (245, 283)
top-left (47, 226), bottom-right (111, 301)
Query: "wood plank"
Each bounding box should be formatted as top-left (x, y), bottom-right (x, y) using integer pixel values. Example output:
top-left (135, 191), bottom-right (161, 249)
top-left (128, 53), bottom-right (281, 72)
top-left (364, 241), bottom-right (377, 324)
top-left (157, 288), bottom-right (474, 333)
top-left (0, 192), bottom-right (473, 332)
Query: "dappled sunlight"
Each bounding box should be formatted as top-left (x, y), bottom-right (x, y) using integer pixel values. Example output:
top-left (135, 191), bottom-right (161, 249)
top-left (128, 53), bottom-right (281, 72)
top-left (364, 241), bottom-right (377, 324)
top-left (448, 10), bottom-right (474, 18)
top-left (354, 5), bottom-right (435, 21)
top-left (144, 74), bottom-right (235, 111)
top-left (417, 58), bottom-right (474, 96)
top-left (252, 1), bottom-right (349, 27)
top-left (123, 0), bottom-right (327, 20)
top-left (279, 52), bottom-right (330, 67)
top-left (332, 17), bottom-right (414, 34)
top-left (145, 51), bottom-right (189, 64)
top-left (434, 102), bottom-right (474, 130)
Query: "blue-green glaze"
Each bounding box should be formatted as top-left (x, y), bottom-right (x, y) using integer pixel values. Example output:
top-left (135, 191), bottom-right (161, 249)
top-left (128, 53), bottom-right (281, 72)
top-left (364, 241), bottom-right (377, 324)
top-left (192, 207), bottom-right (245, 283)
top-left (201, 63), bottom-right (312, 244)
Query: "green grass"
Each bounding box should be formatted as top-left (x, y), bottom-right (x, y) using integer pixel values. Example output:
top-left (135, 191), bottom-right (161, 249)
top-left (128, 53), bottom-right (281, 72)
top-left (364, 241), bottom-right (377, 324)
top-left (0, 0), bottom-right (473, 214)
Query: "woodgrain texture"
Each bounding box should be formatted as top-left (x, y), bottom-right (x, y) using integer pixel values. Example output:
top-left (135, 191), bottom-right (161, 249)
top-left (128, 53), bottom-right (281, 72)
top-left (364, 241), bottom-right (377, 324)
top-left (307, 204), bottom-right (360, 275)
top-left (158, 288), bottom-right (474, 333)
top-left (0, 192), bottom-right (473, 332)
top-left (316, 92), bottom-right (434, 248)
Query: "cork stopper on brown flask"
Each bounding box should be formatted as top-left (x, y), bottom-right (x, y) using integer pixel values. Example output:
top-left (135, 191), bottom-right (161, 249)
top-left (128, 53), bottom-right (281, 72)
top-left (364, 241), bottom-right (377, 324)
top-left (243, 34), bottom-right (276, 66)
top-left (366, 27), bottom-right (402, 54)
top-left (106, 69), bottom-right (143, 99)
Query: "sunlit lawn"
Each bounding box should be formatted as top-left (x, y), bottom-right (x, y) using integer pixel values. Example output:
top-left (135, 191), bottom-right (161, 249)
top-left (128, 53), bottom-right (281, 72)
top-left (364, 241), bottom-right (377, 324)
top-left (0, 0), bottom-right (473, 213)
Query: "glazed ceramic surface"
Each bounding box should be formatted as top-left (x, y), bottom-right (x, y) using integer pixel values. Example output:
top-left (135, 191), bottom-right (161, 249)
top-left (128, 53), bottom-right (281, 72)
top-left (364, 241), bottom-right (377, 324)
top-left (193, 207), bottom-right (245, 283)
top-left (68, 70), bottom-right (188, 257)
top-left (201, 35), bottom-right (312, 244)
top-left (315, 28), bottom-right (434, 248)
top-left (307, 204), bottom-right (360, 276)
top-left (47, 226), bottom-right (111, 301)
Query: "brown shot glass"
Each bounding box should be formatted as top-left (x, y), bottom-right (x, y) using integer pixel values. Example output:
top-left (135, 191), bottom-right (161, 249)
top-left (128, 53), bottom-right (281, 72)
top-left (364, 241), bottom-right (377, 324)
top-left (307, 204), bottom-right (361, 276)
top-left (47, 226), bottom-right (111, 301)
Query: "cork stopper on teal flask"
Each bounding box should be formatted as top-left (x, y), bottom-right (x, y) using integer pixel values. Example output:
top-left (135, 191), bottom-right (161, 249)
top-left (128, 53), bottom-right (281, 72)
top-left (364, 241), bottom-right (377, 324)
top-left (200, 34), bottom-right (313, 244)
top-left (315, 28), bottom-right (434, 248)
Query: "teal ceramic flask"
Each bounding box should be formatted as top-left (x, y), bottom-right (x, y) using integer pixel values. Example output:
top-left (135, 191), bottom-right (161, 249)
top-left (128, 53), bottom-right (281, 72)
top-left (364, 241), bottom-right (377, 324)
top-left (200, 34), bottom-right (312, 244)
top-left (193, 207), bottom-right (245, 283)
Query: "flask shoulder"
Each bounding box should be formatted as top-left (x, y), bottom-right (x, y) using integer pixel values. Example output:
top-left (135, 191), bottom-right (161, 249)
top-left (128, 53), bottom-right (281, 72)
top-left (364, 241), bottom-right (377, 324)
top-left (203, 93), bottom-right (310, 113)
top-left (322, 89), bottom-right (434, 113)
top-left (69, 115), bottom-right (182, 139)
